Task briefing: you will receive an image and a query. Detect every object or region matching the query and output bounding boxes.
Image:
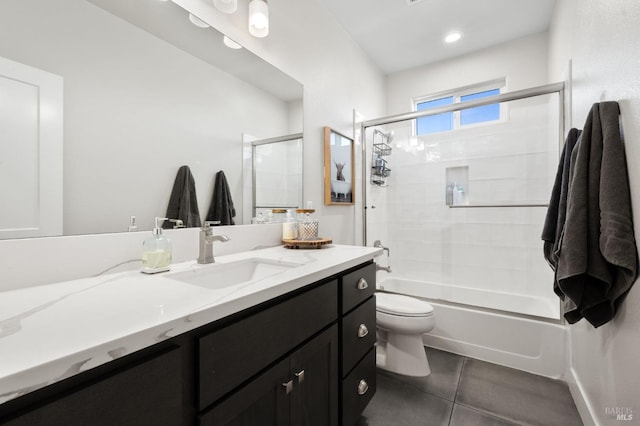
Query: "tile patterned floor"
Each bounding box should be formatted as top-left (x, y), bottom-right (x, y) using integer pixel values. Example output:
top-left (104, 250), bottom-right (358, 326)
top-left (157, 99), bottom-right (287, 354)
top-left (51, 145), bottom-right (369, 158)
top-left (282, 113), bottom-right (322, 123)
top-left (356, 347), bottom-right (583, 426)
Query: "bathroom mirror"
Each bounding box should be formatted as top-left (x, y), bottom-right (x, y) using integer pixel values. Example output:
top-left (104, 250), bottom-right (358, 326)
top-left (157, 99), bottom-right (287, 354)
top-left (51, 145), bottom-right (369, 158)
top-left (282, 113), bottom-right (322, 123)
top-left (242, 133), bottom-right (304, 224)
top-left (0, 0), bottom-right (303, 238)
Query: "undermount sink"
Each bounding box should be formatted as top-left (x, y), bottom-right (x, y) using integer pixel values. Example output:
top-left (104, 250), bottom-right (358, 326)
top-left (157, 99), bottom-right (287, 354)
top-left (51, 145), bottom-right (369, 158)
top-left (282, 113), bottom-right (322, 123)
top-left (166, 258), bottom-right (303, 290)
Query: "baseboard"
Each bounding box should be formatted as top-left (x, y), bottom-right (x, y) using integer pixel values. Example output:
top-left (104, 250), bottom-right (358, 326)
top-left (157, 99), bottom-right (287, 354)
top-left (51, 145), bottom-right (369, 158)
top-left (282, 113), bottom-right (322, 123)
top-left (568, 367), bottom-right (598, 426)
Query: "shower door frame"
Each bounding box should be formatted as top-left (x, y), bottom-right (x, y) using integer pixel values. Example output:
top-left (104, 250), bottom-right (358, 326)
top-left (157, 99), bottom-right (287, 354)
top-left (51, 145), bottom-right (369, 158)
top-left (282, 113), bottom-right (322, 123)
top-left (359, 82), bottom-right (565, 245)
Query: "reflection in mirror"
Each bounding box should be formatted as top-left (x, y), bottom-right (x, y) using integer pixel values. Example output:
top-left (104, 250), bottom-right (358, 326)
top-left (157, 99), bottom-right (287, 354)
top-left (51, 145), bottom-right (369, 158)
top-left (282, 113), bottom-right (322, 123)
top-left (242, 134), bottom-right (304, 224)
top-left (0, 0), bottom-right (303, 238)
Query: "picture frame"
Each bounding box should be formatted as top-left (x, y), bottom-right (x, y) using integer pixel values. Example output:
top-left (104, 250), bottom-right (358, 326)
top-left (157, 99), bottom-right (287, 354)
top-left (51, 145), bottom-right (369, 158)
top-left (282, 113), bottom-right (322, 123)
top-left (324, 127), bottom-right (355, 205)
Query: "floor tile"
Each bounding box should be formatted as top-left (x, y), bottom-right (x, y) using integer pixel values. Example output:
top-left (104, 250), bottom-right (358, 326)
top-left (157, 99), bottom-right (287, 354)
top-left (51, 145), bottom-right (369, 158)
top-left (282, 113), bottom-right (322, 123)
top-left (456, 358), bottom-right (582, 426)
top-left (449, 404), bottom-right (521, 426)
top-left (356, 371), bottom-right (453, 426)
top-left (377, 347), bottom-right (464, 401)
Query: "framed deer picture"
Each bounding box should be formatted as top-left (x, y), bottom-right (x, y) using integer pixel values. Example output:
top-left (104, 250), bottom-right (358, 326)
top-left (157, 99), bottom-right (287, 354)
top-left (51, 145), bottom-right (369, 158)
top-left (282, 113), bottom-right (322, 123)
top-left (324, 127), bottom-right (355, 205)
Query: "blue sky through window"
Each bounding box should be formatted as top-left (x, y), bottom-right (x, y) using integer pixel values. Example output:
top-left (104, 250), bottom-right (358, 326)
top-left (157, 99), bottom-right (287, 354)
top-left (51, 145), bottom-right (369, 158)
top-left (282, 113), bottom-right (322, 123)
top-left (416, 96), bottom-right (453, 134)
top-left (460, 89), bottom-right (500, 125)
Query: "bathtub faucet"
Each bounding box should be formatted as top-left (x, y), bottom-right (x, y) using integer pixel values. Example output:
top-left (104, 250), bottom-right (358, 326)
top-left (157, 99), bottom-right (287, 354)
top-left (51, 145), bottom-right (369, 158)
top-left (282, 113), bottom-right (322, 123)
top-left (376, 264), bottom-right (391, 273)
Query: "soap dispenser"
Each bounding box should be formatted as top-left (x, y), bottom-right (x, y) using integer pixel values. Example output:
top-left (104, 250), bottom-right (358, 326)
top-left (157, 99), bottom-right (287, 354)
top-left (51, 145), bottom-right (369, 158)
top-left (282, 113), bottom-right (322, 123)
top-left (141, 217), bottom-right (172, 274)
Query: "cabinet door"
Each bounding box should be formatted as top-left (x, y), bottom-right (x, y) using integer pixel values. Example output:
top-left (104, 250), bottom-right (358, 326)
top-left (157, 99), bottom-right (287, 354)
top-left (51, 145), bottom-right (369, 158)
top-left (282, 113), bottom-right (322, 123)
top-left (290, 325), bottom-right (338, 426)
top-left (199, 358), bottom-right (290, 426)
top-left (3, 346), bottom-right (182, 426)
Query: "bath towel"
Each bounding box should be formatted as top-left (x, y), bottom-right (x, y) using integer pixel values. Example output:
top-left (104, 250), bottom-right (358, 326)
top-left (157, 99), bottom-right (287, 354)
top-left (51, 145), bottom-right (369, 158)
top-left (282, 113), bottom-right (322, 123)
top-left (556, 102), bottom-right (638, 327)
top-left (206, 170), bottom-right (235, 225)
top-left (163, 165), bottom-right (202, 229)
top-left (542, 128), bottom-right (581, 279)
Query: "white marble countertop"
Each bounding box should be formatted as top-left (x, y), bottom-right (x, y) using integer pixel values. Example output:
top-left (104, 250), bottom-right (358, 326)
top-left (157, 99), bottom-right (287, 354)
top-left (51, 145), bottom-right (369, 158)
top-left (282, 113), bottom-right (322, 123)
top-left (0, 244), bottom-right (380, 404)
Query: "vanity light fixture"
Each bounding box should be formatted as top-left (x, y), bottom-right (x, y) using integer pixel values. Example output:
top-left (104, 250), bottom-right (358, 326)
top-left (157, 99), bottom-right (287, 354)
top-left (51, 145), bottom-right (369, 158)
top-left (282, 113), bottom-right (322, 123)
top-left (213, 0), bottom-right (238, 14)
top-left (444, 31), bottom-right (462, 44)
top-left (188, 13), bottom-right (210, 28)
top-left (223, 35), bottom-right (243, 49)
top-left (248, 0), bottom-right (269, 38)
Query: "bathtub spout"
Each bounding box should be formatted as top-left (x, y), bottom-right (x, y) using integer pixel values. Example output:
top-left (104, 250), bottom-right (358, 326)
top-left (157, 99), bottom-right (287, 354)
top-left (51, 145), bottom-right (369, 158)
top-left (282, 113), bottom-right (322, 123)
top-left (376, 264), bottom-right (391, 273)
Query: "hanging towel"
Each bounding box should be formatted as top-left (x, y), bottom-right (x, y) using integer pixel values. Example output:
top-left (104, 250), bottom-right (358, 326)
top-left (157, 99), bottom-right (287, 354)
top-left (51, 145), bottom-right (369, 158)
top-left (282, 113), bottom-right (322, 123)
top-left (206, 170), bottom-right (235, 225)
top-left (163, 165), bottom-right (202, 229)
top-left (556, 101), bottom-right (638, 327)
top-left (542, 127), bottom-right (581, 275)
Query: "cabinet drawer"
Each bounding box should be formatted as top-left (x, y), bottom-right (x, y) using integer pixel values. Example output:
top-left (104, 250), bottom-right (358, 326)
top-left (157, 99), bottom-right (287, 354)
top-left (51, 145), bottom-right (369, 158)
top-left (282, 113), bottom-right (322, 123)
top-left (198, 280), bottom-right (338, 410)
top-left (341, 263), bottom-right (375, 314)
top-left (341, 296), bottom-right (376, 377)
top-left (341, 348), bottom-right (376, 426)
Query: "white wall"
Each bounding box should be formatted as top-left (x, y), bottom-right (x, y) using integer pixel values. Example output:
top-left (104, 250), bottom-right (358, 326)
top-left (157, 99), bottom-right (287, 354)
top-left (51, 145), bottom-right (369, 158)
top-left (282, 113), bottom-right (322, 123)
top-left (548, 1), bottom-right (640, 425)
top-left (0, 0), bottom-right (385, 289)
top-left (0, 0), bottom-right (292, 235)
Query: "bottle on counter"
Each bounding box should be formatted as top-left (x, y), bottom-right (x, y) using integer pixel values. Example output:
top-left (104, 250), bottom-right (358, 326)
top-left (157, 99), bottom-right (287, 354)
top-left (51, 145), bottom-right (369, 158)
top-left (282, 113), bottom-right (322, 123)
top-left (282, 209), bottom-right (297, 240)
top-left (141, 217), bottom-right (172, 274)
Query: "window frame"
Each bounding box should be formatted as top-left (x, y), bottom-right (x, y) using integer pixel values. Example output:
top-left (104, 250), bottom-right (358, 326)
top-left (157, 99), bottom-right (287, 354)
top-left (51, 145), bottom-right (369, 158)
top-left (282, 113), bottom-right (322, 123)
top-left (413, 79), bottom-right (507, 136)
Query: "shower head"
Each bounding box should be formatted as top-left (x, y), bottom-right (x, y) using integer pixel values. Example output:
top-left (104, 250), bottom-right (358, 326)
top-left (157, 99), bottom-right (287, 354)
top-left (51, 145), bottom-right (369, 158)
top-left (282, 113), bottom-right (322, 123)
top-left (374, 129), bottom-right (394, 143)
top-left (387, 130), bottom-right (394, 143)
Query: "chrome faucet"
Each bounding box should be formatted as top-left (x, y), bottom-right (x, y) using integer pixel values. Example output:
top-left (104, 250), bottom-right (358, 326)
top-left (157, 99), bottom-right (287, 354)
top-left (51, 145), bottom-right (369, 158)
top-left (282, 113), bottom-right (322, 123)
top-left (198, 221), bottom-right (229, 264)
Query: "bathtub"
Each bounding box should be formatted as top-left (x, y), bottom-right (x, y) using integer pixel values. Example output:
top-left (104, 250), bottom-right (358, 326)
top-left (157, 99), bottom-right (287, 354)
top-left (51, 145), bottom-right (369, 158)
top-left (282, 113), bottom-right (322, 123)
top-left (377, 276), bottom-right (566, 379)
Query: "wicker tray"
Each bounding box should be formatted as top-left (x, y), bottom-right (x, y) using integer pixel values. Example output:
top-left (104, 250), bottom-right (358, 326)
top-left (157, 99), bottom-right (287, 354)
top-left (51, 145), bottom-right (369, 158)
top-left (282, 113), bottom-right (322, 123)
top-left (282, 238), bottom-right (332, 249)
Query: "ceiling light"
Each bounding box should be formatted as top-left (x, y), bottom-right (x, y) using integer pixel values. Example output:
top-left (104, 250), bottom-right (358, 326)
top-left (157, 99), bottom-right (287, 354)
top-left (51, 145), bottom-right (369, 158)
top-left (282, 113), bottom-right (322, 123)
top-left (188, 13), bottom-right (210, 28)
top-left (444, 32), bottom-right (462, 44)
top-left (223, 35), bottom-right (243, 49)
top-left (214, 0), bottom-right (237, 14)
top-left (248, 0), bottom-right (269, 38)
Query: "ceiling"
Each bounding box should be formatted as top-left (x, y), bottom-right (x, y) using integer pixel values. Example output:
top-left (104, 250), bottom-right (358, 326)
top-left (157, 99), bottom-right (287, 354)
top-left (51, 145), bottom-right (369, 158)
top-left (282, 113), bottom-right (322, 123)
top-left (319, 0), bottom-right (557, 75)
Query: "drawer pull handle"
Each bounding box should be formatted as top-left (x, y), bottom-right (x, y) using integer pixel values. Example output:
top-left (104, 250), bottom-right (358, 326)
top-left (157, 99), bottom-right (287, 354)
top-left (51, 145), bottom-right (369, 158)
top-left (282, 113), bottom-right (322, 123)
top-left (357, 324), bottom-right (369, 338)
top-left (295, 369), bottom-right (305, 384)
top-left (357, 379), bottom-right (369, 395)
top-left (357, 278), bottom-right (368, 290)
top-left (282, 380), bottom-right (293, 395)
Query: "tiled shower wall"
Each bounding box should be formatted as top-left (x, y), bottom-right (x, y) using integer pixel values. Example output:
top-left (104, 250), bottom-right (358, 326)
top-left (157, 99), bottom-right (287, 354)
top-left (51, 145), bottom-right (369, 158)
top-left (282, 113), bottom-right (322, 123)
top-left (367, 94), bottom-right (560, 319)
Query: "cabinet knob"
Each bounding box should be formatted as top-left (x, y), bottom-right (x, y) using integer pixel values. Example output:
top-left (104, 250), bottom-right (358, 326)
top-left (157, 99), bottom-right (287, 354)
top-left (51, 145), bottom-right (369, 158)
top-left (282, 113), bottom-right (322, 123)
top-left (357, 278), bottom-right (368, 290)
top-left (282, 380), bottom-right (293, 395)
top-left (295, 369), bottom-right (305, 384)
top-left (357, 324), bottom-right (369, 338)
top-left (357, 379), bottom-right (369, 395)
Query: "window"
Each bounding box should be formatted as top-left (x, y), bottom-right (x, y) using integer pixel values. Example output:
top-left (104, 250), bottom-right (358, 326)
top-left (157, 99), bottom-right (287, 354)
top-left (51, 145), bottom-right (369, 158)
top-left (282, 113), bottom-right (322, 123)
top-left (415, 83), bottom-right (503, 135)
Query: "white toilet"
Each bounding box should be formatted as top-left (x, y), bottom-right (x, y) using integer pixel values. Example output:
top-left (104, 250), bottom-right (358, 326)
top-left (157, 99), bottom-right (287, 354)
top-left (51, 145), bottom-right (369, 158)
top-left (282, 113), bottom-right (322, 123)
top-left (375, 292), bottom-right (435, 377)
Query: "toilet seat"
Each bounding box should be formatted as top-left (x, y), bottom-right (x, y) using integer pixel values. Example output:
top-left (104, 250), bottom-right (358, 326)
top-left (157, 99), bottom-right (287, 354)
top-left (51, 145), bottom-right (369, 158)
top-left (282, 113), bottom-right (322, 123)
top-left (376, 293), bottom-right (434, 317)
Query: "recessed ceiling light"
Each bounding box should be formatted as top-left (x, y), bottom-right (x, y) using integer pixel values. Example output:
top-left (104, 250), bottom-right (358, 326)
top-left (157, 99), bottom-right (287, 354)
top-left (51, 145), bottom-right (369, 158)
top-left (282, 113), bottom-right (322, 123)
top-left (444, 32), bottom-right (462, 44)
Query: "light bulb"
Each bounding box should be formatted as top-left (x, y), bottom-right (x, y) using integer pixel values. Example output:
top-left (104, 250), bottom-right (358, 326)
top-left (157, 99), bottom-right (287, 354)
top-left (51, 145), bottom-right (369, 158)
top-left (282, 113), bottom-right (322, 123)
top-left (188, 13), bottom-right (210, 28)
top-left (213, 0), bottom-right (237, 14)
top-left (248, 0), bottom-right (269, 38)
top-left (223, 36), bottom-right (242, 49)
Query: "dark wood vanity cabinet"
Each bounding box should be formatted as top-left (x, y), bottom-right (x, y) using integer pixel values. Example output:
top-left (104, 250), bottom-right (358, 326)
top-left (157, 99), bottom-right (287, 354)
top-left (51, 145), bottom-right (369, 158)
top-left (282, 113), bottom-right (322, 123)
top-left (200, 325), bottom-right (338, 426)
top-left (0, 261), bottom-right (377, 426)
top-left (339, 262), bottom-right (377, 426)
top-left (1, 346), bottom-right (183, 426)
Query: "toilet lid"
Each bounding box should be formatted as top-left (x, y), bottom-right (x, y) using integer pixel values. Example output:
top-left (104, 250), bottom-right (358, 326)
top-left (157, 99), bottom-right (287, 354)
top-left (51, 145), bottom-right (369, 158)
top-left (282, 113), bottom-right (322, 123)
top-left (376, 293), bottom-right (434, 317)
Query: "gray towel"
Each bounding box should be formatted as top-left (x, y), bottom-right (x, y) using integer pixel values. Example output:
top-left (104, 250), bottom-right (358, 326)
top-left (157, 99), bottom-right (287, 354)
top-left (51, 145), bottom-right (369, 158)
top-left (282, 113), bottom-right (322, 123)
top-left (542, 128), bottom-right (581, 274)
top-left (206, 170), bottom-right (235, 226)
top-left (556, 102), bottom-right (638, 327)
top-left (163, 165), bottom-right (202, 229)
